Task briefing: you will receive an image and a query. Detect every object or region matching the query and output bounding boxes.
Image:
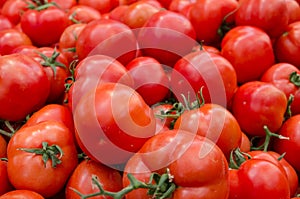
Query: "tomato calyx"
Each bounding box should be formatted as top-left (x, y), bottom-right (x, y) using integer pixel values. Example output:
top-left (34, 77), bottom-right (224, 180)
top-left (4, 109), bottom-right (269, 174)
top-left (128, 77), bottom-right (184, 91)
top-left (26, 0), bottom-right (58, 11)
top-left (18, 141), bottom-right (64, 168)
top-left (290, 71), bottom-right (300, 88)
top-left (217, 7), bottom-right (238, 39)
top-left (229, 148), bottom-right (251, 169)
top-left (71, 168), bottom-right (176, 199)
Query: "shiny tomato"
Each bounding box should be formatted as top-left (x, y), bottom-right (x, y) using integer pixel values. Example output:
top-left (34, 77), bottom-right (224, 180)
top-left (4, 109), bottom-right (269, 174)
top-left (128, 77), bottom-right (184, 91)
top-left (239, 132), bottom-right (251, 153)
top-left (78, 0), bottom-right (119, 14)
top-left (0, 190), bottom-right (45, 199)
top-left (67, 5), bottom-right (101, 24)
top-left (221, 26), bottom-right (275, 83)
top-left (7, 120), bottom-right (78, 198)
top-left (0, 160), bottom-right (13, 196)
top-left (65, 159), bottom-right (123, 199)
top-left (0, 15), bottom-right (13, 31)
top-left (1, 0), bottom-right (29, 25)
top-left (108, 5), bottom-right (129, 22)
top-left (0, 134), bottom-right (7, 158)
top-left (286, 0), bottom-right (300, 24)
top-left (232, 81), bottom-right (287, 137)
top-left (49, 0), bottom-right (77, 11)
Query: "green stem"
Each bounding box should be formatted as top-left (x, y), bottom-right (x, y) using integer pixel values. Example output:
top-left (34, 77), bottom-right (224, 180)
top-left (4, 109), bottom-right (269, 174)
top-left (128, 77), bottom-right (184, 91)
top-left (289, 71), bottom-right (300, 87)
top-left (285, 94), bottom-right (294, 120)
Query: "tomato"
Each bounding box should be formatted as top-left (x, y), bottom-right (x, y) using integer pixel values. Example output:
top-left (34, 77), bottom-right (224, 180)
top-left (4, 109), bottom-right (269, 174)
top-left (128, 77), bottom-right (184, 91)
top-left (232, 81), bottom-right (287, 137)
top-left (20, 5), bottom-right (69, 47)
top-left (49, 0), bottom-right (77, 11)
top-left (0, 28), bottom-right (32, 55)
top-left (221, 26), bottom-right (275, 83)
top-left (1, 0), bottom-right (29, 25)
top-left (137, 10), bottom-right (196, 67)
top-left (151, 103), bottom-right (174, 134)
top-left (274, 21), bottom-right (300, 68)
top-left (123, 129), bottom-right (229, 198)
top-left (108, 5), bottom-right (129, 22)
top-left (286, 0), bottom-right (300, 24)
top-left (65, 159), bottom-right (123, 199)
top-left (235, 0), bottom-right (289, 38)
top-left (126, 56), bottom-right (170, 106)
top-left (0, 15), bottom-right (13, 31)
top-left (273, 115), bottom-right (300, 173)
top-left (75, 18), bottom-right (138, 66)
top-left (168, 0), bottom-right (194, 13)
top-left (187, 0), bottom-right (238, 46)
top-left (7, 120), bottom-right (78, 198)
top-left (261, 63), bottom-right (300, 115)
top-left (67, 5), bottom-right (101, 24)
top-left (173, 103), bottom-right (242, 159)
top-left (170, 50), bottom-right (237, 107)
top-left (239, 132), bottom-right (251, 153)
top-left (0, 54), bottom-right (50, 122)
top-left (0, 134), bottom-right (7, 158)
top-left (0, 190), bottom-right (45, 199)
top-left (78, 0), bottom-right (119, 14)
top-left (74, 82), bottom-right (156, 165)
top-left (0, 160), bottom-right (13, 195)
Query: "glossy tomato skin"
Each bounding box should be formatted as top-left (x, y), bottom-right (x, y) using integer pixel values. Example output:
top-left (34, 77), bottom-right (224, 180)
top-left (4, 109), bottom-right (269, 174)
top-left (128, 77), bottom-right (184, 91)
top-left (74, 82), bottom-right (156, 165)
top-left (0, 190), bottom-right (45, 199)
top-left (7, 120), bottom-right (78, 198)
top-left (188, 0), bottom-right (238, 46)
top-left (0, 160), bottom-right (13, 196)
top-left (1, 0), bottom-right (29, 25)
top-left (78, 0), bottom-right (119, 14)
top-left (67, 5), bottom-right (101, 24)
top-left (235, 0), bottom-right (289, 38)
top-left (221, 26), bottom-right (275, 83)
top-left (123, 129), bottom-right (229, 199)
top-left (239, 132), bottom-right (251, 153)
top-left (0, 15), bottom-right (13, 31)
top-left (261, 63), bottom-right (300, 115)
top-left (274, 21), bottom-right (300, 68)
top-left (232, 81), bottom-right (287, 137)
top-left (286, 0), bottom-right (300, 24)
top-left (0, 134), bottom-right (7, 158)
top-left (20, 6), bottom-right (69, 47)
top-left (65, 159), bottom-right (123, 199)
top-left (0, 54), bottom-right (50, 121)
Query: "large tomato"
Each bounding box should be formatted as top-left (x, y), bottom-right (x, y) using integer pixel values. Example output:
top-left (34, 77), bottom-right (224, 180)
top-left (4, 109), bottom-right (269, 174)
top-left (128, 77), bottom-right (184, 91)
top-left (0, 54), bottom-right (50, 122)
top-left (77, 0), bottom-right (119, 14)
top-left (123, 129), bottom-right (229, 198)
top-left (73, 82), bottom-right (156, 165)
top-left (67, 5), bottom-right (101, 24)
top-left (0, 160), bottom-right (13, 196)
top-left (0, 190), bottom-right (45, 199)
top-left (7, 120), bottom-right (78, 198)
top-left (1, 0), bottom-right (30, 25)
top-left (221, 25), bottom-right (275, 83)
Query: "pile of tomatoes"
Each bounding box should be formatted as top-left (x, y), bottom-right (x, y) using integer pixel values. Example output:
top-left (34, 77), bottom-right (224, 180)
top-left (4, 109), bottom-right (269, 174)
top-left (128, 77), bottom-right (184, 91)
top-left (0, 0), bottom-right (300, 198)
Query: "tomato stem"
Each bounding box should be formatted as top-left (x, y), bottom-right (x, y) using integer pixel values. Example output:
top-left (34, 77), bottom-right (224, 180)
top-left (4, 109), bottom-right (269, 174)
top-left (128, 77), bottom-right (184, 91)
top-left (289, 71), bottom-right (300, 87)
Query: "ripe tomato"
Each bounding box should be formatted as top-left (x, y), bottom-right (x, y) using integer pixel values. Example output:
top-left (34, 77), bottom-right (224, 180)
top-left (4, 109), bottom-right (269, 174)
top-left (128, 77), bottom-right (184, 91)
top-left (232, 81), bottom-right (287, 137)
top-left (49, 0), bottom-right (77, 11)
top-left (123, 129), bottom-right (229, 198)
top-left (108, 4), bottom-right (129, 22)
top-left (65, 159), bottom-right (123, 199)
top-left (67, 5), bottom-right (101, 24)
top-left (7, 120), bottom-right (78, 198)
top-left (221, 26), bottom-right (275, 83)
top-left (0, 160), bottom-right (13, 195)
top-left (261, 63), bottom-right (300, 115)
top-left (0, 54), bottom-right (50, 121)
top-left (1, 0), bottom-right (29, 25)
top-left (0, 190), bottom-right (45, 199)
top-left (235, 0), bottom-right (289, 38)
top-left (78, 0), bottom-right (119, 14)
top-left (286, 0), bottom-right (300, 24)
top-left (0, 134), bottom-right (7, 158)
top-left (74, 82), bottom-right (156, 165)
top-left (239, 132), bottom-right (251, 153)
top-left (75, 18), bottom-right (138, 66)
top-left (0, 15), bottom-right (13, 31)
top-left (126, 56), bottom-right (170, 106)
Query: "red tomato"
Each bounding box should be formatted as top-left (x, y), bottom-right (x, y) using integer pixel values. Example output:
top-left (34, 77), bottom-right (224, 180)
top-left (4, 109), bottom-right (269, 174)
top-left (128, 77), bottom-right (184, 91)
top-left (0, 190), bottom-right (45, 199)
top-left (74, 82), bottom-right (156, 165)
top-left (221, 26), bottom-right (275, 83)
top-left (0, 160), bottom-right (13, 195)
top-left (0, 15), bottom-right (13, 31)
top-left (65, 159), bottom-right (123, 199)
top-left (78, 0), bottom-right (119, 14)
top-left (108, 5), bottom-right (129, 22)
top-left (126, 56), bottom-right (170, 106)
top-left (239, 132), bottom-right (251, 153)
top-left (1, 0), bottom-right (29, 25)
top-left (0, 54), bottom-right (50, 121)
top-left (137, 10), bottom-right (196, 67)
top-left (261, 63), bottom-right (300, 115)
top-left (75, 18), bottom-right (138, 66)
top-left (232, 81), bottom-right (287, 137)
top-left (49, 0), bottom-right (77, 11)
top-left (235, 0), bottom-right (289, 38)
top-left (0, 28), bottom-right (32, 55)
top-left (188, 0), bottom-right (238, 46)
top-left (7, 120), bottom-right (78, 198)
top-left (123, 129), bottom-right (229, 198)
top-left (274, 21), bottom-right (300, 68)
top-left (0, 134), bottom-right (7, 158)
top-left (286, 0), bottom-right (300, 24)
top-left (20, 6), bottom-right (69, 47)
top-left (168, 0), bottom-right (194, 13)
top-left (67, 5), bottom-right (101, 24)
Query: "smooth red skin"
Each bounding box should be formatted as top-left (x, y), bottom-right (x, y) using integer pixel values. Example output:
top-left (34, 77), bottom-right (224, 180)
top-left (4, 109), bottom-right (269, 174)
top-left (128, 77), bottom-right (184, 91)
top-left (123, 130), bottom-right (229, 199)
top-left (286, 0), bottom-right (300, 24)
top-left (168, 0), bottom-right (193, 13)
top-left (0, 190), bottom-right (45, 199)
top-left (151, 103), bottom-right (174, 134)
top-left (59, 23), bottom-right (86, 63)
top-left (171, 50), bottom-right (237, 107)
top-left (126, 56), bottom-right (170, 106)
top-left (108, 5), bottom-right (129, 22)
top-left (221, 26), bottom-right (275, 83)
top-left (273, 115), bottom-right (300, 173)
top-left (49, 0), bottom-right (77, 11)
top-left (188, 0), bottom-right (238, 46)
top-left (74, 82), bottom-right (156, 165)
top-left (239, 132), bottom-right (251, 153)
top-left (20, 6), bottom-right (69, 47)
top-left (235, 159), bottom-right (290, 199)
top-left (0, 134), bottom-right (7, 158)
top-left (78, 0), bottom-right (119, 13)
top-left (1, 0), bottom-right (29, 25)
top-left (137, 10), bottom-right (196, 67)
top-left (0, 28), bottom-right (32, 55)
top-left (65, 159), bottom-right (123, 199)
top-left (235, 0), bottom-right (289, 38)
top-left (67, 5), bottom-right (101, 24)
top-left (0, 15), bottom-right (13, 31)
top-left (274, 21), bottom-right (300, 68)
top-left (232, 81), bottom-right (287, 137)
top-left (228, 169), bottom-right (240, 199)
top-left (261, 63), bottom-right (300, 115)
top-left (173, 103), bottom-right (242, 160)
top-left (7, 121), bottom-right (78, 198)
top-left (75, 18), bottom-right (138, 66)
top-left (0, 54), bottom-right (50, 121)
top-left (0, 161), bottom-right (13, 196)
